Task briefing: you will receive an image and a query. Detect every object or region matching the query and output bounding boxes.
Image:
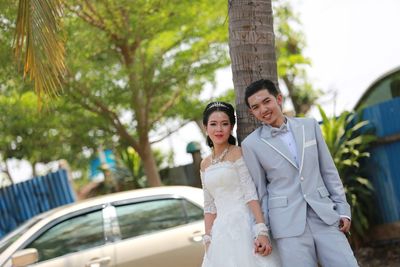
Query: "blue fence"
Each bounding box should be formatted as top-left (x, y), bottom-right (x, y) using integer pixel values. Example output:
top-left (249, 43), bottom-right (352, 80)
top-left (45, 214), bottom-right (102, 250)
top-left (0, 169), bottom-right (75, 239)
top-left (362, 98), bottom-right (400, 223)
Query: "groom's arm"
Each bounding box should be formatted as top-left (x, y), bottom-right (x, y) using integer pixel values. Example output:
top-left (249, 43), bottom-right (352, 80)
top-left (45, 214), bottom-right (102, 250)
top-left (241, 139), bottom-right (270, 227)
top-left (313, 118), bottom-right (351, 218)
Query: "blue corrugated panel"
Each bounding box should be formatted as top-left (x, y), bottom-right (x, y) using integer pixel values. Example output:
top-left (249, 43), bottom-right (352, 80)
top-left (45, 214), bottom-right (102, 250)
top-left (44, 173), bottom-right (59, 208)
top-left (35, 175), bottom-right (51, 211)
top-left (362, 98), bottom-right (400, 223)
top-left (59, 170), bottom-right (75, 203)
top-left (362, 98), bottom-right (400, 137)
top-left (0, 169), bottom-right (75, 239)
top-left (0, 187), bottom-right (19, 236)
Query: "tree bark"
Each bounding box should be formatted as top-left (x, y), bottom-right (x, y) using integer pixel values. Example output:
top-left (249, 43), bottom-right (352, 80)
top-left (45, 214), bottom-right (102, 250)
top-left (137, 137), bottom-right (163, 187)
top-left (3, 160), bottom-right (14, 184)
top-left (228, 0), bottom-right (278, 142)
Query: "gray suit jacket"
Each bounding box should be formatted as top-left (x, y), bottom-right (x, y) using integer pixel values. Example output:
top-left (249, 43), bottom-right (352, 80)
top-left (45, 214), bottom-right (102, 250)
top-left (241, 117), bottom-right (351, 239)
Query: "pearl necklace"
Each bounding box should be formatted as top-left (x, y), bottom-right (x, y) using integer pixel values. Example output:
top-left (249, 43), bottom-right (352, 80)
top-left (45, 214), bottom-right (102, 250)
top-left (211, 146), bottom-right (230, 165)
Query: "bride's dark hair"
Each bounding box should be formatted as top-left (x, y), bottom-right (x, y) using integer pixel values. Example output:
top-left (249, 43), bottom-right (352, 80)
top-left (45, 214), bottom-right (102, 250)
top-left (202, 101), bottom-right (236, 147)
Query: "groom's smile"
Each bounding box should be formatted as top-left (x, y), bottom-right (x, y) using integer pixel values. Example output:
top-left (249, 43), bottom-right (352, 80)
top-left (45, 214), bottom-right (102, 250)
top-left (248, 89), bottom-right (284, 128)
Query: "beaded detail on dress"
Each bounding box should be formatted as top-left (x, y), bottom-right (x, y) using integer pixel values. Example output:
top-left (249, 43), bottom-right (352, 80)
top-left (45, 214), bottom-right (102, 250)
top-left (210, 145), bottom-right (230, 165)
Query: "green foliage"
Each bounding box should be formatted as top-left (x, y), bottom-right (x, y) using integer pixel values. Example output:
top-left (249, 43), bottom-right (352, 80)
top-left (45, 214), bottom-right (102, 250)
top-left (62, 1), bottom-right (229, 181)
top-left (273, 0), bottom-right (321, 115)
top-left (0, 91), bottom-right (113, 180)
top-left (318, 106), bottom-right (376, 242)
top-left (93, 146), bottom-right (173, 193)
top-left (117, 146), bottom-right (146, 189)
top-left (7, 0), bottom-right (229, 186)
top-left (64, 0), bottom-right (229, 119)
top-left (0, 3), bottom-right (32, 98)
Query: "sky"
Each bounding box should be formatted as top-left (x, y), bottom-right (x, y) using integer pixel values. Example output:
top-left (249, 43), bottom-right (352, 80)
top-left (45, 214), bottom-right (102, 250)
top-left (8, 0), bottom-right (400, 180)
top-left (154, 0), bottom-right (400, 166)
top-left (297, 0), bottom-right (400, 116)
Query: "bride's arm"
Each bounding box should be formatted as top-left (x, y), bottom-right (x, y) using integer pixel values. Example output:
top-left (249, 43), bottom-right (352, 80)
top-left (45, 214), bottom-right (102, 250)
top-left (200, 159), bottom-right (217, 250)
top-left (204, 213), bottom-right (216, 236)
top-left (233, 149), bottom-right (272, 256)
top-left (248, 200), bottom-right (265, 224)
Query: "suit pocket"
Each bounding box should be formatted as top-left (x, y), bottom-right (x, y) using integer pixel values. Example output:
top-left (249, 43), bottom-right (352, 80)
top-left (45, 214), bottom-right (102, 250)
top-left (269, 196), bottom-right (288, 209)
top-left (318, 186), bottom-right (330, 198)
top-left (304, 139), bottom-right (317, 147)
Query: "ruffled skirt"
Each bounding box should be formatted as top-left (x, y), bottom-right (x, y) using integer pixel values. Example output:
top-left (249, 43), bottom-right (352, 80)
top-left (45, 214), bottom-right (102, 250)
top-left (201, 208), bottom-right (281, 267)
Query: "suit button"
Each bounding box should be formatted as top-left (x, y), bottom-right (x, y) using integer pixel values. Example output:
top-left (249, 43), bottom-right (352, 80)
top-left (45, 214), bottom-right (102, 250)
top-left (303, 194), bottom-right (307, 198)
top-left (300, 176), bottom-right (304, 181)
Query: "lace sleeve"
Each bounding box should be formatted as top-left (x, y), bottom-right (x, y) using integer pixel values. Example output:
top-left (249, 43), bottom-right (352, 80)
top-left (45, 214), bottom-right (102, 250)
top-left (201, 171), bottom-right (217, 214)
top-left (235, 158), bottom-right (259, 203)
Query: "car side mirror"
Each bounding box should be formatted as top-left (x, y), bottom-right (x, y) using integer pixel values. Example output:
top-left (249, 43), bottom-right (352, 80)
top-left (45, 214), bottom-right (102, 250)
top-left (11, 248), bottom-right (39, 267)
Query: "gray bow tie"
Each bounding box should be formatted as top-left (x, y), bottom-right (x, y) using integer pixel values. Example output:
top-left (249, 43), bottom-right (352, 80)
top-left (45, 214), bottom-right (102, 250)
top-left (271, 123), bottom-right (289, 137)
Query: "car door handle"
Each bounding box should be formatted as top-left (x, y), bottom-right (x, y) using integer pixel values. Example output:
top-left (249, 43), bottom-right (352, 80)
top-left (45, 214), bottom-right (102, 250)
top-left (85, 256), bottom-right (111, 267)
top-left (191, 230), bottom-right (204, 243)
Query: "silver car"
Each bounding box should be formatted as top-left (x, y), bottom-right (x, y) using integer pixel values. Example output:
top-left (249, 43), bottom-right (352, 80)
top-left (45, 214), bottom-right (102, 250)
top-left (0, 186), bottom-right (205, 267)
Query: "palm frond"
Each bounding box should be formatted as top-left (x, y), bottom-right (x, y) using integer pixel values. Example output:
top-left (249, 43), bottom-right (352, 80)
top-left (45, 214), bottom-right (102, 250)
top-left (14, 0), bottom-right (65, 106)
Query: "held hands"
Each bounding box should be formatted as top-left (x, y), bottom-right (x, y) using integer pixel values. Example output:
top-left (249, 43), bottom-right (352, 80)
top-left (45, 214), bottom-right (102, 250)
top-left (253, 223), bottom-right (272, 256)
top-left (254, 235), bottom-right (272, 256)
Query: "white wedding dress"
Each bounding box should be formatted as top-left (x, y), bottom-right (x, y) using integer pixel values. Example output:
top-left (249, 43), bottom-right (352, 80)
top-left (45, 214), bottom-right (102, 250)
top-left (201, 157), bottom-right (281, 267)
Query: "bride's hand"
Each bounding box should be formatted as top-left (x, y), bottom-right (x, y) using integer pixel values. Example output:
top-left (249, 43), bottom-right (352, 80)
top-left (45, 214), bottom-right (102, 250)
top-left (254, 235), bottom-right (272, 256)
top-left (203, 234), bottom-right (212, 253)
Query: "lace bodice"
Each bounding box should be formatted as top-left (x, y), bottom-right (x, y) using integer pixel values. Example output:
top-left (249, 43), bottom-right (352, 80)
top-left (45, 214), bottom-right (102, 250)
top-left (200, 157), bottom-right (259, 214)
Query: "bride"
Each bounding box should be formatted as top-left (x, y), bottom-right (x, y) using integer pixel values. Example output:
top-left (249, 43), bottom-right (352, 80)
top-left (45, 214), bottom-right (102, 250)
top-left (200, 101), bottom-right (281, 267)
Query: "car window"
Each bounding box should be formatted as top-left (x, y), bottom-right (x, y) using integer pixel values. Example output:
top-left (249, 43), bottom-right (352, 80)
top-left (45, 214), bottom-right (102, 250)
top-left (115, 198), bottom-right (200, 240)
top-left (183, 200), bottom-right (203, 222)
top-left (0, 218), bottom-right (40, 254)
top-left (26, 209), bottom-right (105, 262)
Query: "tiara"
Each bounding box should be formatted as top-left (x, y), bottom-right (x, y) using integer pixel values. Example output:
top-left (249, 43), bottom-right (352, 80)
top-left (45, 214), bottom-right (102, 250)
top-left (207, 102), bottom-right (229, 110)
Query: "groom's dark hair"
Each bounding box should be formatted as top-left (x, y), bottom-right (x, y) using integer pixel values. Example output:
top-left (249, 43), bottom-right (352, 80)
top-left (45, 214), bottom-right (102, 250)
top-left (244, 79), bottom-right (280, 108)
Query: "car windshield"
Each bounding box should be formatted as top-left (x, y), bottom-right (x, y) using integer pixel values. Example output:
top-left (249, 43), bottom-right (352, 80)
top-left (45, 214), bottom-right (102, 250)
top-left (0, 217), bottom-right (41, 254)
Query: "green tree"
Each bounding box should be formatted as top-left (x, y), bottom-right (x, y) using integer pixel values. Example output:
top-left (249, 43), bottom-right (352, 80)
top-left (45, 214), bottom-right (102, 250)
top-left (12, 0), bottom-right (229, 186)
top-left (0, 91), bottom-right (111, 181)
top-left (274, 0), bottom-right (321, 115)
top-left (318, 106), bottom-right (376, 246)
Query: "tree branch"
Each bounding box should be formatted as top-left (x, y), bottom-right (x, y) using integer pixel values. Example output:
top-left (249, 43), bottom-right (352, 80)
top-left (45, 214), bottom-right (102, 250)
top-left (150, 120), bottom-right (191, 144)
top-left (66, 3), bottom-right (122, 43)
top-left (103, 1), bottom-right (125, 33)
top-left (148, 89), bottom-right (181, 128)
top-left (67, 81), bottom-right (141, 152)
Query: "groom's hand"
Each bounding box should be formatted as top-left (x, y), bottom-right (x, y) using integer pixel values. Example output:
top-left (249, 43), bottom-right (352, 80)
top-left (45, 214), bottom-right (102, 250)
top-left (339, 217), bottom-right (351, 234)
top-left (254, 235), bottom-right (272, 256)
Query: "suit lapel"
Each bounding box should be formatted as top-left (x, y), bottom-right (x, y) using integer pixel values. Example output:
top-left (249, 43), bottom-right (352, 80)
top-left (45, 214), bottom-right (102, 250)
top-left (289, 118), bottom-right (305, 173)
top-left (259, 125), bottom-right (299, 169)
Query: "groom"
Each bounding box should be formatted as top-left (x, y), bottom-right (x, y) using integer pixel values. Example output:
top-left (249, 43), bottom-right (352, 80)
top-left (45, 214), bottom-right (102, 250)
top-left (241, 79), bottom-right (359, 267)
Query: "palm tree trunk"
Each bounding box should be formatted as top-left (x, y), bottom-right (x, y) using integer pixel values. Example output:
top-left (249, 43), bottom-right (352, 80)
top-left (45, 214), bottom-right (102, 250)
top-left (228, 0), bottom-right (278, 142)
